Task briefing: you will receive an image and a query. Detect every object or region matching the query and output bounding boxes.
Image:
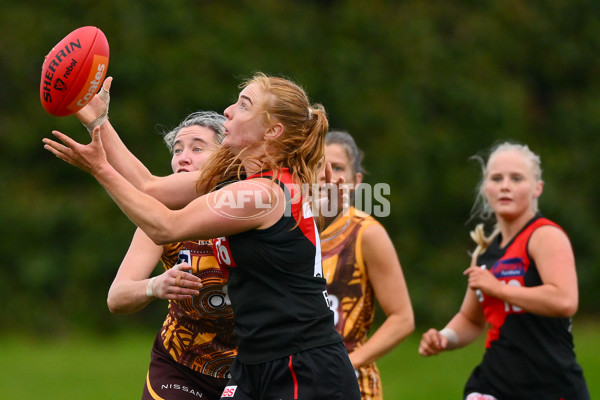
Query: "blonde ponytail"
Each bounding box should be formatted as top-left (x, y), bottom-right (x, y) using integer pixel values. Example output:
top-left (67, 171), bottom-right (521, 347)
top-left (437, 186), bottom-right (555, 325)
top-left (469, 223), bottom-right (500, 258)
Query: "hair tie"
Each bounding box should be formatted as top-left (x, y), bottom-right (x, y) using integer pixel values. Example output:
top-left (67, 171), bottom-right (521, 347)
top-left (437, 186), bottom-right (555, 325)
top-left (307, 107), bottom-right (313, 120)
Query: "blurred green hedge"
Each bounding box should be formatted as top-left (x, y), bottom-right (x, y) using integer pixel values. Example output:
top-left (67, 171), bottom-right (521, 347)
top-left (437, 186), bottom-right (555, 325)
top-left (1, 0), bottom-right (598, 335)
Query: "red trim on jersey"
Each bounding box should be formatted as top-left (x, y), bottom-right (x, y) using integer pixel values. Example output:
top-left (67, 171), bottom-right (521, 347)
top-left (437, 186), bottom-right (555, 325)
top-left (482, 217), bottom-right (561, 348)
top-left (288, 355), bottom-right (299, 399)
top-left (246, 168), bottom-right (318, 248)
top-left (212, 236), bottom-right (235, 274)
top-left (212, 169), bottom-right (319, 275)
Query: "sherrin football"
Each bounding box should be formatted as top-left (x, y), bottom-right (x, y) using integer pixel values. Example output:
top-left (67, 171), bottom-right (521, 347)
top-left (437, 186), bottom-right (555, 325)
top-left (40, 26), bottom-right (109, 117)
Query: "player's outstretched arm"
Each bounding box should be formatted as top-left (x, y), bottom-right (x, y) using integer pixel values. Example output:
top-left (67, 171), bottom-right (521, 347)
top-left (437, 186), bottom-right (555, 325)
top-left (43, 127), bottom-right (276, 244)
top-left (74, 77), bottom-right (203, 209)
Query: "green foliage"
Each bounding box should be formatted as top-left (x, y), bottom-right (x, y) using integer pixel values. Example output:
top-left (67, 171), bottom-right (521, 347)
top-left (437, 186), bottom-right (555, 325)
top-left (1, 0), bottom-right (599, 333)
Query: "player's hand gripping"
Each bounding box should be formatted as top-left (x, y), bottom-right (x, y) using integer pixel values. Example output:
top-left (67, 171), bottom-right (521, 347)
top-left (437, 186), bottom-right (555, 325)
top-left (463, 264), bottom-right (499, 298)
top-left (76, 76), bottom-right (112, 132)
top-left (418, 328), bottom-right (450, 356)
top-left (151, 263), bottom-right (203, 300)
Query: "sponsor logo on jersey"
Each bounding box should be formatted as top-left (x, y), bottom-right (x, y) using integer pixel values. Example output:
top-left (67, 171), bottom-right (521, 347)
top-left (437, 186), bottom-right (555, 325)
top-left (490, 257), bottom-right (525, 278)
top-left (221, 385), bottom-right (237, 397)
top-left (213, 236), bottom-right (237, 268)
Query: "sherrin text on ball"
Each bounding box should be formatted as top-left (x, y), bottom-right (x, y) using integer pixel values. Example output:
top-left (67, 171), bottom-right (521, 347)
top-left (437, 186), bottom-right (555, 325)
top-left (40, 26), bottom-right (109, 117)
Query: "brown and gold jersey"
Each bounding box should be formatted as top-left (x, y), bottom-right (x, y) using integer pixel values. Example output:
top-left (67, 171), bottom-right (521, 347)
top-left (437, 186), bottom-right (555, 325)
top-left (159, 239), bottom-right (236, 379)
top-left (320, 206), bottom-right (383, 400)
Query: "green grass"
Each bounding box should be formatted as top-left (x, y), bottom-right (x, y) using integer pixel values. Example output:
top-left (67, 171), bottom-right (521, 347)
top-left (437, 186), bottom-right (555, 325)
top-left (0, 320), bottom-right (597, 399)
top-left (378, 318), bottom-right (600, 398)
top-left (0, 332), bottom-right (151, 400)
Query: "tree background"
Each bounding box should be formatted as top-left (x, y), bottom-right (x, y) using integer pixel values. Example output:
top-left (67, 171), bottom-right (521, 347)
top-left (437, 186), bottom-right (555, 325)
top-left (1, 0), bottom-right (598, 336)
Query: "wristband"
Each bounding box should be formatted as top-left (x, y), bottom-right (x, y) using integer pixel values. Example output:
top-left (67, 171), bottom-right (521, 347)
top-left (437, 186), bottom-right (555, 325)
top-left (83, 114), bottom-right (108, 133)
top-left (145, 277), bottom-right (156, 298)
top-left (439, 327), bottom-right (459, 346)
top-left (82, 86), bottom-right (110, 133)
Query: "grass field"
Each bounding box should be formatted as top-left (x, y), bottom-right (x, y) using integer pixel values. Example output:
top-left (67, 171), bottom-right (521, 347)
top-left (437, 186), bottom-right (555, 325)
top-left (0, 320), bottom-right (597, 399)
top-left (378, 318), bottom-right (599, 398)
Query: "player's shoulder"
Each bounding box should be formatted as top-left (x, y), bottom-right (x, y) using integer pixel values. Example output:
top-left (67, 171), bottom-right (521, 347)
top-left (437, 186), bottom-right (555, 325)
top-left (528, 219), bottom-right (572, 256)
top-left (529, 217), bottom-right (567, 240)
top-left (352, 208), bottom-right (381, 229)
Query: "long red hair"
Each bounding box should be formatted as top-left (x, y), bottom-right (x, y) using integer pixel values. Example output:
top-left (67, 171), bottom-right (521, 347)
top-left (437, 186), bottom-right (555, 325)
top-left (197, 73), bottom-right (328, 197)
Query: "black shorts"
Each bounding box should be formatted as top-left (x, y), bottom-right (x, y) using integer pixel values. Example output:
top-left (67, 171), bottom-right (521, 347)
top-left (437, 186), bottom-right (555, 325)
top-left (463, 364), bottom-right (590, 400)
top-left (143, 334), bottom-right (229, 400)
top-left (220, 341), bottom-right (360, 400)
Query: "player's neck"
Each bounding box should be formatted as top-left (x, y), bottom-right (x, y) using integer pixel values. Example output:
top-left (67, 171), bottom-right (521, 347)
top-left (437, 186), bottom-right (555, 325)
top-left (497, 210), bottom-right (536, 247)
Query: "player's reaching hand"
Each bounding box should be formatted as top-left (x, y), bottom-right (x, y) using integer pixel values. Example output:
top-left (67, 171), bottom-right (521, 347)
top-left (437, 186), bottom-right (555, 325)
top-left (43, 126), bottom-right (109, 177)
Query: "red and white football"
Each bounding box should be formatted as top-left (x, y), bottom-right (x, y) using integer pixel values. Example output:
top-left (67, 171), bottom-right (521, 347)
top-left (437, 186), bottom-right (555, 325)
top-left (40, 26), bottom-right (109, 117)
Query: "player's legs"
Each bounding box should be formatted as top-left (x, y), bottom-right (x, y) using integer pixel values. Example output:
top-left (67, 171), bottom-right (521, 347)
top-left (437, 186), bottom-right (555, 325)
top-left (143, 335), bottom-right (228, 400)
top-left (463, 366), bottom-right (499, 400)
top-left (356, 363), bottom-right (383, 400)
top-left (220, 342), bottom-right (360, 400)
top-left (292, 341), bottom-right (361, 400)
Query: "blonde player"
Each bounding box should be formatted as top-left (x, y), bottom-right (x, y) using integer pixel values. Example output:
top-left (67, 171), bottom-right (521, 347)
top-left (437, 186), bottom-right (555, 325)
top-left (419, 142), bottom-right (589, 400)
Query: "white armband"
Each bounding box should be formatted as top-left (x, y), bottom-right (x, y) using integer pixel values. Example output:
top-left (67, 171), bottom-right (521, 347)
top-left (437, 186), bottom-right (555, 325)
top-left (145, 277), bottom-right (156, 298)
top-left (439, 327), bottom-right (459, 347)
